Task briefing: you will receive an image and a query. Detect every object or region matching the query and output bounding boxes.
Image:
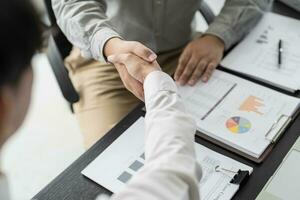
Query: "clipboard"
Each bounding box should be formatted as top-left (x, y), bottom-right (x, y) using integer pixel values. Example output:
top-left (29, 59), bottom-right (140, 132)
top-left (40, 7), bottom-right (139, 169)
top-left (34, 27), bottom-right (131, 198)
top-left (214, 165), bottom-right (250, 188)
top-left (185, 66), bottom-right (300, 163)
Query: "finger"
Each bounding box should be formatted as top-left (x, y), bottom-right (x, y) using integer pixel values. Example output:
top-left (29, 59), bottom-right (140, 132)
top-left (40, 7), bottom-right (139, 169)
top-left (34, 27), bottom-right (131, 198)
top-left (178, 57), bottom-right (198, 86)
top-left (108, 53), bottom-right (140, 70)
top-left (107, 54), bottom-right (123, 64)
top-left (107, 53), bottom-right (129, 64)
top-left (201, 62), bottom-right (217, 82)
top-left (124, 72), bottom-right (145, 101)
top-left (131, 81), bottom-right (145, 101)
top-left (132, 42), bottom-right (157, 62)
top-left (174, 50), bottom-right (190, 81)
top-left (113, 62), bottom-right (126, 78)
top-left (188, 60), bottom-right (207, 86)
top-left (108, 54), bottom-right (146, 83)
top-left (107, 54), bottom-right (117, 63)
top-left (115, 62), bottom-right (145, 100)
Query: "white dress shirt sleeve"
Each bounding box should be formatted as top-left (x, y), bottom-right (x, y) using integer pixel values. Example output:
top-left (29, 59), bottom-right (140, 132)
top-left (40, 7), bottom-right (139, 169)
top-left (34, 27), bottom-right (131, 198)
top-left (111, 71), bottom-right (202, 200)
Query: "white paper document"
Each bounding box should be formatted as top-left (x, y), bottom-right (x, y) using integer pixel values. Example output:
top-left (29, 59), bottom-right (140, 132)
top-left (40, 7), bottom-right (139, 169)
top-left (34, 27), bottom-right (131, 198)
top-left (178, 70), bottom-right (300, 159)
top-left (82, 117), bottom-right (252, 200)
top-left (221, 12), bottom-right (300, 92)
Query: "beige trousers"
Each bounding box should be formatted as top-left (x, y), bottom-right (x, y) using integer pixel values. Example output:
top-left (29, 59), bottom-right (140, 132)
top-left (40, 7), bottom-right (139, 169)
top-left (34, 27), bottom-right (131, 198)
top-left (65, 47), bottom-right (183, 148)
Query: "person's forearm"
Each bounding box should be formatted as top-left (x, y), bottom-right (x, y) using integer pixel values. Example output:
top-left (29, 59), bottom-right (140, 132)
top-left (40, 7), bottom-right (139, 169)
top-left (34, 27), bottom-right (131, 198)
top-left (112, 71), bottom-right (201, 200)
top-left (143, 72), bottom-right (201, 200)
top-left (51, 0), bottom-right (120, 61)
top-left (143, 72), bottom-right (197, 163)
top-left (205, 0), bottom-right (273, 50)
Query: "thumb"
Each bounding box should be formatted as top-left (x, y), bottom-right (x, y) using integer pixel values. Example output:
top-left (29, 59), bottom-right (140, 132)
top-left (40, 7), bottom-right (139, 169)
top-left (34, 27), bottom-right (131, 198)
top-left (107, 54), bottom-right (117, 63)
top-left (131, 43), bottom-right (157, 62)
top-left (108, 54), bottom-right (131, 65)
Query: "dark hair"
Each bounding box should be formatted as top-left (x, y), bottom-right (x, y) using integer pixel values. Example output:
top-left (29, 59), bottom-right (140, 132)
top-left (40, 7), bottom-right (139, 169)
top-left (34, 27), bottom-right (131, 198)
top-left (0, 0), bottom-right (43, 87)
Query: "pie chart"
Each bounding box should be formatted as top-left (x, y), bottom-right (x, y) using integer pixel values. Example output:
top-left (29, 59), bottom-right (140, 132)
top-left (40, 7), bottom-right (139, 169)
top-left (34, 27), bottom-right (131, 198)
top-left (226, 116), bottom-right (251, 134)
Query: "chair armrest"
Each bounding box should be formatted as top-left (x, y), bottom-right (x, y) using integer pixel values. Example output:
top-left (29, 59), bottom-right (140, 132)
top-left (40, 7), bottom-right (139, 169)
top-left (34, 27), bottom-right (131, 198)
top-left (198, 1), bottom-right (215, 25)
top-left (47, 35), bottom-right (80, 103)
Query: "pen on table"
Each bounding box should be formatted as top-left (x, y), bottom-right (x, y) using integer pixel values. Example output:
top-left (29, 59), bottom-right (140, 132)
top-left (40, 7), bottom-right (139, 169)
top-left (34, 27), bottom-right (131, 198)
top-left (278, 39), bottom-right (283, 69)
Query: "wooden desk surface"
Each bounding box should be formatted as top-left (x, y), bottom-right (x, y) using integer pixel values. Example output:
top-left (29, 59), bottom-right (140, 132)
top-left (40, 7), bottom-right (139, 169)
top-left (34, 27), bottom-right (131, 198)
top-left (33, 2), bottom-right (300, 200)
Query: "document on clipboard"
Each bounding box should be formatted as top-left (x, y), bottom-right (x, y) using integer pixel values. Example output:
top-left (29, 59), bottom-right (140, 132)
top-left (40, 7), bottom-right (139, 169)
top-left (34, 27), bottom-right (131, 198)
top-left (178, 70), bottom-right (300, 162)
top-left (82, 117), bottom-right (253, 200)
top-left (221, 12), bottom-right (300, 93)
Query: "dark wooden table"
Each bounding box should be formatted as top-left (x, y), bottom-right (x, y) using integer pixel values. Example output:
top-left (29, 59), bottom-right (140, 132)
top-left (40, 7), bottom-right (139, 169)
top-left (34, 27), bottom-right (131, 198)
top-left (33, 2), bottom-right (300, 200)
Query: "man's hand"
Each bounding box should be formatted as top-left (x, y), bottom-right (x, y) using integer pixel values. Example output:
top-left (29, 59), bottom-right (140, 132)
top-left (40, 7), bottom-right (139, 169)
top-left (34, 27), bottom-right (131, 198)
top-left (174, 35), bottom-right (225, 86)
top-left (104, 37), bottom-right (157, 62)
top-left (104, 38), bottom-right (157, 100)
top-left (108, 53), bottom-right (161, 100)
top-left (108, 53), bottom-right (161, 83)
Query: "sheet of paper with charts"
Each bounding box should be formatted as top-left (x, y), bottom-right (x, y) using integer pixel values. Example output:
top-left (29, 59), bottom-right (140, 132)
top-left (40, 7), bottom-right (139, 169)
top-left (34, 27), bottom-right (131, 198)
top-left (82, 117), bottom-right (253, 200)
top-left (178, 70), bottom-right (300, 159)
top-left (221, 12), bottom-right (300, 92)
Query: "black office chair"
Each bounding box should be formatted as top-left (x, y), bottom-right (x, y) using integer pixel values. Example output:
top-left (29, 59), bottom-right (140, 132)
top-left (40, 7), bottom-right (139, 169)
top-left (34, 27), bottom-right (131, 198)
top-left (44, 0), bottom-right (79, 106)
top-left (43, 0), bottom-right (215, 111)
top-left (198, 1), bottom-right (215, 25)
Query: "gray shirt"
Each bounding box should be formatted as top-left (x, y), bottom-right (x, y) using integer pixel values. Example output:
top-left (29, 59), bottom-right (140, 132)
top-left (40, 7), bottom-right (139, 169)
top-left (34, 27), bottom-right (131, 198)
top-left (52, 0), bottom-right (272, 61)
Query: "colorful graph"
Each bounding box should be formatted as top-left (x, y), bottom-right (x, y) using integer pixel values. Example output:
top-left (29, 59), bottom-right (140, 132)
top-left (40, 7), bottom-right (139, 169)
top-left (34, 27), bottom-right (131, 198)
top-left (239, 95), bottom-right (264, 115)
top-left (226, 116), bottom-right (251, 134)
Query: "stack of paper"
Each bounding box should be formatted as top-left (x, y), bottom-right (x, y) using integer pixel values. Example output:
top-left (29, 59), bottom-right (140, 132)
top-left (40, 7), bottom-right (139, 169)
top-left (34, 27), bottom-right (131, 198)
top-left (82, 117), bottom-right (253, 200)
top-left (221, 12), bottom-right (300, 92)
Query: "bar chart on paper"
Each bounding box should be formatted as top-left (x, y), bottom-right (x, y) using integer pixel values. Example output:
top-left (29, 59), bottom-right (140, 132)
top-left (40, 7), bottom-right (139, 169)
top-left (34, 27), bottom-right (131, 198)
top-left (239, 96), bottom-right (265, 115)
top-left (117, 153), bottom-right (145, 184)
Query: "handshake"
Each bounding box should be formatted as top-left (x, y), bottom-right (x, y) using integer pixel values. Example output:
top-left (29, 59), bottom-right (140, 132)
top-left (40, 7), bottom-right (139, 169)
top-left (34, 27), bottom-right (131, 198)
top-left (106, 38), bottom-right (161, 101)
top-left (106, 34), bottom-right (225, 101)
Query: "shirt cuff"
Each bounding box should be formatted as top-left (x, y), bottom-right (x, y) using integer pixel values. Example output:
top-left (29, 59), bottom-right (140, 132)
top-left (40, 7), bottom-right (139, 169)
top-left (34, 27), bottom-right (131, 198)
top-left (90, 27), bottom-right (122, 62)
top-left (205, 23), bottom-right (235, 51)
top-left (144, 71), bottom-right (177, 103)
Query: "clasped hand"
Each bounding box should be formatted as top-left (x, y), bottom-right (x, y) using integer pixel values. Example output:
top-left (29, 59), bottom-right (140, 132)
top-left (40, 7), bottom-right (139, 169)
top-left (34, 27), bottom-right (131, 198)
top-left (108, 53), bottom-right (161, 101)
top-left (105, 38), bottom-right (160, 101)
